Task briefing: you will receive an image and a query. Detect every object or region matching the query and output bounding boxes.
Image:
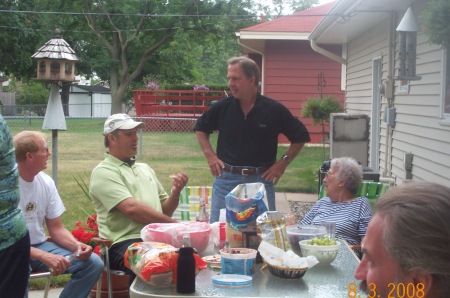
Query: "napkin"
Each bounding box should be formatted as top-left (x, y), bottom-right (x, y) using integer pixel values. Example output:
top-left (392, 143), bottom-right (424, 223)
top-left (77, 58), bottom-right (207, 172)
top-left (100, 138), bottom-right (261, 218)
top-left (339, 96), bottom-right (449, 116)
top-left (258, 241), bottom-right (318, 268)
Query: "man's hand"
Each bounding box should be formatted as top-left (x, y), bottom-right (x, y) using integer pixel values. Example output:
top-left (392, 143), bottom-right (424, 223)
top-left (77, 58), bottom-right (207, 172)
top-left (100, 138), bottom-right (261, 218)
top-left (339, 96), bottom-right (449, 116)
top-left (170, 173), bottom-right (189, 196)
top-left (76, 242), bottom-right (93, 261)
top-left (261, 160), bottom-right (288, 185)
top-left (40, 251), bottom-right (71, 276)
top-left (207, 155), bottom-right (225, 177)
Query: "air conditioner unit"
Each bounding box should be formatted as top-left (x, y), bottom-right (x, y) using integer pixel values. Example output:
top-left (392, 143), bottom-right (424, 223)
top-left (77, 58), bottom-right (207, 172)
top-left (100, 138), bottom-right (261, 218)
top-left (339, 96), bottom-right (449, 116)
top-left (330, 113), bottom-right (370, 166)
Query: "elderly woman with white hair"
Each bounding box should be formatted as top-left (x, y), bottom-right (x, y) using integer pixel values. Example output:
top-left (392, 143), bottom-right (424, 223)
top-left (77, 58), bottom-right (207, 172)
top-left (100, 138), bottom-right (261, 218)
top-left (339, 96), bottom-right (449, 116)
top-left (300, 157), bottom-right (371, 245)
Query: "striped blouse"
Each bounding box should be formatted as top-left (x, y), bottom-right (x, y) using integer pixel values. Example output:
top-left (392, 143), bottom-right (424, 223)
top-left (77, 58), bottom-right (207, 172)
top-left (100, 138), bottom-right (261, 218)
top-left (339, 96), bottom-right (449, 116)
top-left (300, 196), bottom-right (372, 245)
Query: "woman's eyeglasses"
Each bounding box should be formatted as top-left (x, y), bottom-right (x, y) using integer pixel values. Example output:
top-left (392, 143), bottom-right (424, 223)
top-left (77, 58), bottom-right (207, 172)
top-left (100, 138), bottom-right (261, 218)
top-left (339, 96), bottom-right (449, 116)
top-left (325, 171), bottom-right (336, 178)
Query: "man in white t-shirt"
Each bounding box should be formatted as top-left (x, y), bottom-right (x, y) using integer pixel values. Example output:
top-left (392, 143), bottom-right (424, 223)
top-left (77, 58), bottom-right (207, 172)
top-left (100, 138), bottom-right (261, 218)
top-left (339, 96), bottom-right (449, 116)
top-left (14, 131), bottom-right (103, 298)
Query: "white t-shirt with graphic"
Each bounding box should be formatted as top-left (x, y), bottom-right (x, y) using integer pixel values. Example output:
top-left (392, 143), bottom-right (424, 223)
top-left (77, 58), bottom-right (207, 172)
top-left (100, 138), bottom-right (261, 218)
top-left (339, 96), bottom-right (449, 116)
top-left (18, 171), bottom-right (65, 245)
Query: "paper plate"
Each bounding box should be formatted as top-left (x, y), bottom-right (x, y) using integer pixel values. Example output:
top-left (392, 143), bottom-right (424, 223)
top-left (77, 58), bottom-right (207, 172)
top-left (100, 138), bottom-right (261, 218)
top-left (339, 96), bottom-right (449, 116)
top-left (212, 274), bottom-right (252, 288)
top-left (202, 255), bottom-right (221, 270)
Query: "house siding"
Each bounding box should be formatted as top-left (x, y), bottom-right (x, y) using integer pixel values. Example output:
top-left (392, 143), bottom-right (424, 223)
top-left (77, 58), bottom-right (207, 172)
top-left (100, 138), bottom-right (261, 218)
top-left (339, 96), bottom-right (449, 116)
top-left (343, 0), bottom-right (450, 186)
top-left (263, 40), bottom-right (344, 143)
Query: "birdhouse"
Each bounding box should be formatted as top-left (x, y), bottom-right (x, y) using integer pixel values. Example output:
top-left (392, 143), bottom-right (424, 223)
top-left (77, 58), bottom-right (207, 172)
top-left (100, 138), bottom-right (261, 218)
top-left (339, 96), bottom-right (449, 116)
top-left (32, 29), bottom-right (79, 82)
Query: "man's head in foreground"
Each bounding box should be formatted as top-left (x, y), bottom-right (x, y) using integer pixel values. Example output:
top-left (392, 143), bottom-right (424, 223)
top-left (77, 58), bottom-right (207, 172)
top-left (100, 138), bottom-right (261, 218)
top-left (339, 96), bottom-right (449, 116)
top-left (355, 181), bottom-right (450, 298)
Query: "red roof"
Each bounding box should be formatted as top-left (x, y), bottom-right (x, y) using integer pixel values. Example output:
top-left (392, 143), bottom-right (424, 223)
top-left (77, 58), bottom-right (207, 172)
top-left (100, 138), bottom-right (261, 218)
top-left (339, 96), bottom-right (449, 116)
top-left (241, 2), bottom-right (335, 33)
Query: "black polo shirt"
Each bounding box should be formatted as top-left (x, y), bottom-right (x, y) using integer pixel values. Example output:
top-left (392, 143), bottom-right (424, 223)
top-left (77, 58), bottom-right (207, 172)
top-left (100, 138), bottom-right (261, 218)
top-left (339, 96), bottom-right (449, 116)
top-left (194, 94), bottom-right (310, 167)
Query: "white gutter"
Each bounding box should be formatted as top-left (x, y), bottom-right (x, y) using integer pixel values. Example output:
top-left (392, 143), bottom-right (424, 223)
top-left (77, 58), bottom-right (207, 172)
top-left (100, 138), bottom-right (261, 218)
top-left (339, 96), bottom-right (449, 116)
top-left (310, 39), bottom-right (347, 65)
top-left (236, 36), bottom-right (265, 94)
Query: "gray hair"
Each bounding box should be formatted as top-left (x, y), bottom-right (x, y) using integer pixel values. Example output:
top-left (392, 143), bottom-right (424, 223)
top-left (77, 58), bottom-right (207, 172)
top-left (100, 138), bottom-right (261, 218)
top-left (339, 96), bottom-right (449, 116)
top-left (227, 56), bottom-right (260, 87)
top-left (376, 182), bottom-right (450, 298)
top-left (331, 157), bottom-right (363, 194)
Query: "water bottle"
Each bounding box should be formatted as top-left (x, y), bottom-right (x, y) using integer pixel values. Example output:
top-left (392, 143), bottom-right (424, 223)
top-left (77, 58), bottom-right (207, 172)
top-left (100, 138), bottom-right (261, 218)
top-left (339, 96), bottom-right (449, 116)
top-left (176, 247), bottom-right (196, 294)
top-left (196, 198), bottom-right (209, 222)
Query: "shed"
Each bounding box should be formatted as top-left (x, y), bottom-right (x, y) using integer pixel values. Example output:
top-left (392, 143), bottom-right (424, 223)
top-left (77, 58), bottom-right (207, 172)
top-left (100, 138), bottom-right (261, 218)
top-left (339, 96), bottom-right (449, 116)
top-left (69, 84), bottom-right (111, 117)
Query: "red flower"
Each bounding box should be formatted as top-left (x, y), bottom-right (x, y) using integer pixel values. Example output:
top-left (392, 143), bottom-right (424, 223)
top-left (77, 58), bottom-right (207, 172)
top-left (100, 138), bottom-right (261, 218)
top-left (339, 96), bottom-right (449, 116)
top-left (71, 214), bottom-right (100, 255)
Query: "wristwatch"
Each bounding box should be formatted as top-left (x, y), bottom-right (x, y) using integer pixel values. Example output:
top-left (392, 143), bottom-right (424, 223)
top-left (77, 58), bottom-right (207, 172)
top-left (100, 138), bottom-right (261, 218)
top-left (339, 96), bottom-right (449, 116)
top-left (281, 154), bottom-right (292, 164)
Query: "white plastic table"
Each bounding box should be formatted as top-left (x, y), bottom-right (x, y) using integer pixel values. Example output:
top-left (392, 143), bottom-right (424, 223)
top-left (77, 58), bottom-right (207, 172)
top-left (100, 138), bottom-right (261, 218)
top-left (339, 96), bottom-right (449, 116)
top-left (130, 240), bottom-right (361, 298)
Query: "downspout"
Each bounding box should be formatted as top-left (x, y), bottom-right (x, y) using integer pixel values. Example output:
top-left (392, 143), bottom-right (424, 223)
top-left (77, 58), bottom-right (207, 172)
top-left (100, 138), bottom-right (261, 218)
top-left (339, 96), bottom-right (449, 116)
top-left (236, 38), bottom-right (265, 94)
top-left (310, 39), bottom-right (347, 65)
top-left (381, 11), bottom-right (396, 185)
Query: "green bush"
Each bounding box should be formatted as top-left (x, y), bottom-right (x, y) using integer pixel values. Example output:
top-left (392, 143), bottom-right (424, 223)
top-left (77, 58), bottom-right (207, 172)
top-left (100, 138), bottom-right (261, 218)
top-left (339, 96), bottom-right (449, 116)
top-left (302, 96), bottom-right (343, 126)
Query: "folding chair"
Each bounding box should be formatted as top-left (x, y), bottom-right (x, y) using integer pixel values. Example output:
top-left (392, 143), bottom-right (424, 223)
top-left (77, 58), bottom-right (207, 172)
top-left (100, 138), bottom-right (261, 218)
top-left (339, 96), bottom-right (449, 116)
top-left (318, 181), bottom-right (390, 207)
top-left (91, 237), bottom-right (130, 298)
top-left (317, 181), bottom-right (390, 259)
top-left (28, 237), bottom-right (54, 298)
top-left (172, 186), bottom-right (212, 221)
top-left (28, 271), bottom-right (52, 298)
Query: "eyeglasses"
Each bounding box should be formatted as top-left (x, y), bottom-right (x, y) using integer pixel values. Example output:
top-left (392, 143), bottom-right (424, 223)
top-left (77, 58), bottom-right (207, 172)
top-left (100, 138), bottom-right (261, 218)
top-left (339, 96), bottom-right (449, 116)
top-left (325, 171), bottom-right (336, 178)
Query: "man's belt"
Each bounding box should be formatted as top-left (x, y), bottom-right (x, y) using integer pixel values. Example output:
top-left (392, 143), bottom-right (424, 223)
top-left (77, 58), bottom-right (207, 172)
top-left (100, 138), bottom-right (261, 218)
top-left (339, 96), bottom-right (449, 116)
top-left (223, 164), bottom-right (268, 176)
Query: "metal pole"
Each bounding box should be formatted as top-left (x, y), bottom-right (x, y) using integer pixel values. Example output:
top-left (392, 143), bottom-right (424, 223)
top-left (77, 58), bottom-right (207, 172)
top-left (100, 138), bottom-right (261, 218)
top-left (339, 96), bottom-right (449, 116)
top-left (52, 129), bottom-right (58, 187)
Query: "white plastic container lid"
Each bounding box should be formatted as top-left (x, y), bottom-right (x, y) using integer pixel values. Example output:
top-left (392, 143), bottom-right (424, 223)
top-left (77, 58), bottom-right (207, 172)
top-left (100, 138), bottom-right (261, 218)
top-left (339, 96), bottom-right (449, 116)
top-left (212, 274), bottom-right (252, 288)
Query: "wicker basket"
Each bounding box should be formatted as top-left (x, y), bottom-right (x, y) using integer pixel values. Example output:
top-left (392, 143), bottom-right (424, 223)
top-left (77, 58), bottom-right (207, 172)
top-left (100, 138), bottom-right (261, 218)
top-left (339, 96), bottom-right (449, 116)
top-left (267, 263), bottom-right (308, 279)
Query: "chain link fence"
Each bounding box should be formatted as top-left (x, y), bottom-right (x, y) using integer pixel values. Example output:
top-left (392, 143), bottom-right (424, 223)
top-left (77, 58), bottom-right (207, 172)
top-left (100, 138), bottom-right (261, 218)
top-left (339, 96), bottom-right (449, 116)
top-left (2, 104), bottom-right (198, 133)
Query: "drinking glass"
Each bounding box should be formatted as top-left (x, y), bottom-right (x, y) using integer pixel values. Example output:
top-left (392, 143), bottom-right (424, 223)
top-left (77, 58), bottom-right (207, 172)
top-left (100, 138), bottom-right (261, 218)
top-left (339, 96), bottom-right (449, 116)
top-left (321, 221), bottom-right (336, 239)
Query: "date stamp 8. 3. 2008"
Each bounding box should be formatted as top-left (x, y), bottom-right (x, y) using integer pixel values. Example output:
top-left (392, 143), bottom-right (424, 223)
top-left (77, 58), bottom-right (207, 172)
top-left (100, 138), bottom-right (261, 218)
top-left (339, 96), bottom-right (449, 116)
top-left (347, 281), bottom-right (425, 298)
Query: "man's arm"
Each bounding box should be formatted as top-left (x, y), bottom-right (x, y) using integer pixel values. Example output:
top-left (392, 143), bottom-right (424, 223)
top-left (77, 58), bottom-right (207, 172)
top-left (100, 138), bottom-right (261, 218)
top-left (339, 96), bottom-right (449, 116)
top-left (196, 131), bottom-right (224, 176)
top-left (116, 172), bottom-right (188, 223)
top-left (46, 217), bottom-right (93, 260)
top-left (115, 198), bottom-right (177, 223)
top-left (30, 217), bottom-right (91, 275)
top-left (261, 142), bottom-right (306, 184)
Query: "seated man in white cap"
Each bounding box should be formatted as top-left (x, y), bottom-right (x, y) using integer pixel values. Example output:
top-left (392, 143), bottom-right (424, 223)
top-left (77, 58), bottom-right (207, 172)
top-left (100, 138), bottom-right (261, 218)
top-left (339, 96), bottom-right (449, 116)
top-left (89, 114), bottom-right (188, 286)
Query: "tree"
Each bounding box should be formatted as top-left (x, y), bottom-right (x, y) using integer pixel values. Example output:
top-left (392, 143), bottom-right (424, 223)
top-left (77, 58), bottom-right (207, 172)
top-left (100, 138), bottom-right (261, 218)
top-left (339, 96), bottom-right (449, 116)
top-left (302, 95), bottom-right (343, 159)
top-left (422, 0), bottom-right (450, 49)
top-left (255, 0), bottom-right (319, 19)
top-left (8, 79), bottom-right (50, 116)
top-left (75, 0), bottom-right (256, 113)
top-left (0, 0), bottom-right (46, 79)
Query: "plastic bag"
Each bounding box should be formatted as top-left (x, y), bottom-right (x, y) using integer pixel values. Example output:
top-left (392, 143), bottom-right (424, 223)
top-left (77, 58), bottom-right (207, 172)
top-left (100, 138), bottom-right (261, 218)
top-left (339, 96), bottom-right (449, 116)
top-left (256, 211), bottom-right (291, 252)
top-left (225, 183), bottom-right (268, 248)
top-left (124, 242), bottom-right (207, 286)
top-left (140, 222), bottom-right (212, 254)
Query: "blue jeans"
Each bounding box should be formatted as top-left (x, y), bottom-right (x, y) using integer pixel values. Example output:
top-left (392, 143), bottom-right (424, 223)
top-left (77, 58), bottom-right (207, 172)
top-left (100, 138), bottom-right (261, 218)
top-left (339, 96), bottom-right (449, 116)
top-left (209, 168), bottom-right (275, 223)
top-left (27, 241), bottom-right (104, 298)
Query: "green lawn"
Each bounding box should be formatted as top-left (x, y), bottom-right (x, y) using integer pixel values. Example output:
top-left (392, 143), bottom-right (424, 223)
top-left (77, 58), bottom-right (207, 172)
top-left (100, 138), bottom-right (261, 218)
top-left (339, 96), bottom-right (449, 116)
top-left (6, 117), bottom-right (327, 289)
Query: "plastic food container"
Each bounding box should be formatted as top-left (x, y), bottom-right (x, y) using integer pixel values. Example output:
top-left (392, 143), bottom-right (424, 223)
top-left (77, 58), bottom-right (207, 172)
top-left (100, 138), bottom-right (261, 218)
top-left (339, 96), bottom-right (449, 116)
top-left (286, 225), bottom-right (327, 256)
top-left (141, 222), bottom-right (211, 253)
top-left (219, 248), bottom-right (257, 276)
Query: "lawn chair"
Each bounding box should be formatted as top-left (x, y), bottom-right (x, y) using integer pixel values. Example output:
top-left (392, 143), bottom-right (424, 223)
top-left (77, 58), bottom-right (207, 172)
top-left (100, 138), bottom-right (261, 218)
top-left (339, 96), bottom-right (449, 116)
top-left (28, 271), bottom-right (52, 298)
top-left (317, 181), bottom-right (390, 259)
top-left (28, 237), bottom-right (56, 298)
top-left (91, 237), bottom-right (130, 298)
top-left (318, 181), bottom-right (390, 209)
top-left (172, 186), bottom-right (212, 221)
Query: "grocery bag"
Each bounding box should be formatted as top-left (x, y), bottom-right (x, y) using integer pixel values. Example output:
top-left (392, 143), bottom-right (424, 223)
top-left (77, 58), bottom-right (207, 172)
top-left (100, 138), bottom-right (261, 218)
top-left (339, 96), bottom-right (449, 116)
top-left (225, 183), bottom-right (268, 249)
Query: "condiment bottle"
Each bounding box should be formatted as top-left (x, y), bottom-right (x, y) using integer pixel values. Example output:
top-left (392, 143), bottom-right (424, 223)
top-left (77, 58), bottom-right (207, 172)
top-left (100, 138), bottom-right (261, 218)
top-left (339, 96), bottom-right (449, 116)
top-left (176, 246), bottom-right (196, 294)
top-left (196, 198), bottom-right (209, 222)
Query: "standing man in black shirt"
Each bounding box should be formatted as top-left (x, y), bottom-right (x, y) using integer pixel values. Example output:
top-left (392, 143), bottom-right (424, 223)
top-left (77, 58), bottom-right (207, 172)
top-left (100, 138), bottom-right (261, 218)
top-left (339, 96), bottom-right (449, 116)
top-left (194, 56), bottom-right (310, 223)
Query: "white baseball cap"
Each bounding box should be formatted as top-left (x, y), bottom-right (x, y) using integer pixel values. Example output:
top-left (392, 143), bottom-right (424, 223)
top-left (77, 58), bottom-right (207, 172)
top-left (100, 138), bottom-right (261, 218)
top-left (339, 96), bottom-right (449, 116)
top-left (104, 114), bottom-right (144, 136)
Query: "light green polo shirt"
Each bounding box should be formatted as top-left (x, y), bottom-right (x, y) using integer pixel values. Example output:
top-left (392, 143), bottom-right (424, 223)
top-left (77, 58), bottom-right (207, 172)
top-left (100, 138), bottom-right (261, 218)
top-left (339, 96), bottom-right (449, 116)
top-left (89, 154), bottom-right (168, 245)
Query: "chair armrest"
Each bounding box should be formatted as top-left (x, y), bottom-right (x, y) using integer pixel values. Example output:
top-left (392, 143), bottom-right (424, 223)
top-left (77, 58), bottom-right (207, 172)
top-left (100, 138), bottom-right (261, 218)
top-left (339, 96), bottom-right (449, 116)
top-left (92, 237), bottom-right (112, 247)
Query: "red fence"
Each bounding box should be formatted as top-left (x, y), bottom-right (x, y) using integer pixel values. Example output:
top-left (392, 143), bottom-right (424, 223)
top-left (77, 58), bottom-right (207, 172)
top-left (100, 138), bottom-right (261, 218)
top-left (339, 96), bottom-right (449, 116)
top-left (133, 90), bottom-right (225, 118)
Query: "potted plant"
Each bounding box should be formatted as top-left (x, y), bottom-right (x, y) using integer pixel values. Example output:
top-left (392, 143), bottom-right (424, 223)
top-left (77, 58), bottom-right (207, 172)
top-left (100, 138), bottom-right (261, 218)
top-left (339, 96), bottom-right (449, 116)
top-left (302, 95), bottom-right (343, 158)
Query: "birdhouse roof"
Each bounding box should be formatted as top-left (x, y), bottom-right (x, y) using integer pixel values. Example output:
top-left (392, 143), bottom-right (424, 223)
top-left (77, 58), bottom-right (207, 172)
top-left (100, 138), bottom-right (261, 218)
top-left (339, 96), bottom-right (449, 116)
top-left (32, 36), bottom-right (79, 61)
